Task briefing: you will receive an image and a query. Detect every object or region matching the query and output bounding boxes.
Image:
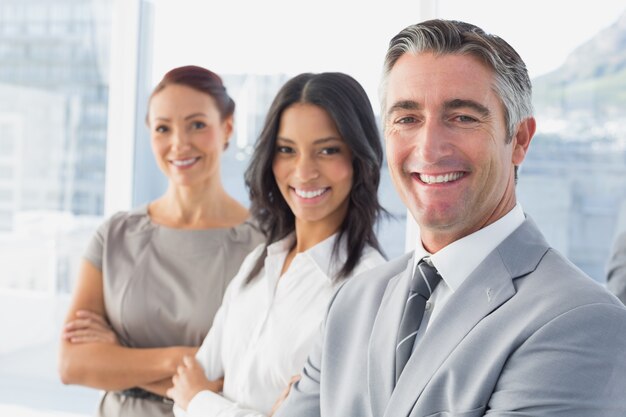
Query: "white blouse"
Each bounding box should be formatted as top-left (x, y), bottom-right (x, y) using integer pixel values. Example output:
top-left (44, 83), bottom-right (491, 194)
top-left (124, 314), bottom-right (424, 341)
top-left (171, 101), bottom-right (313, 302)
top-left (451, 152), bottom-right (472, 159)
top-left (173, 232), bottom-right (385, 417)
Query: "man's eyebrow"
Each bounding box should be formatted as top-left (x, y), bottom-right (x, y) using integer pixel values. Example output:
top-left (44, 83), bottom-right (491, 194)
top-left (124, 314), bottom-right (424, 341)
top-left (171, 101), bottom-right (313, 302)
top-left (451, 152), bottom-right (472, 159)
top-left (444, 99), bottom-right (491, 117)
top-left (386, 100), bottom-right (422, 117)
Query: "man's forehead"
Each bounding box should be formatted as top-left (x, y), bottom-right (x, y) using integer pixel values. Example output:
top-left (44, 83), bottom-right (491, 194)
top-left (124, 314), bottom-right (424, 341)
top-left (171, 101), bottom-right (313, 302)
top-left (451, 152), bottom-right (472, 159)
top-left (385, 52), bottom-right (498, 110)
top-left (388, 52), bottom-right (494, 84)
top-left (392, 51), bottom-right (492, 69)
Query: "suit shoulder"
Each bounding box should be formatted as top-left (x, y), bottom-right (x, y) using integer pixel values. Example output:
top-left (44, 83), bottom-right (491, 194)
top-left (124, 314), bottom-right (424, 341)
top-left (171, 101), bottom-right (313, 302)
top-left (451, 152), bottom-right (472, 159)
top-left (337, 252), bottom-right (413, 297)
top-left (520, 248), bottom-right (625, 310)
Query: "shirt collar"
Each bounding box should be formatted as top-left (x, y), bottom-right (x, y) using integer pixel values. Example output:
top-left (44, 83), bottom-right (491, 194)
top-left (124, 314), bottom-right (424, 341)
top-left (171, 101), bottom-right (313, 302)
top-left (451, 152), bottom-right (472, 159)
top-left (414, 203), bottom-right (525, 293)
top-left (267, 232), bottom-right (296, 256)
top-left (266, 232), bottom-right (343, 282)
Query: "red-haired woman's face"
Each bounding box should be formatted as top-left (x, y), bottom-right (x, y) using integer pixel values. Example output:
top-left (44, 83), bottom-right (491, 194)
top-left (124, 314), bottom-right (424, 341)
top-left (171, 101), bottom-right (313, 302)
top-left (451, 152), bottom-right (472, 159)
top-left (148, 84), bottom-right (232, 188)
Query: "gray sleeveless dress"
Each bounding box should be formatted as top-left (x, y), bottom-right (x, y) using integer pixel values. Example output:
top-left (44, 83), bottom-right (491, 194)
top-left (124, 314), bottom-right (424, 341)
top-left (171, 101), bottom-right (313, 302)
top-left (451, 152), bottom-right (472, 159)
top-left (82, 206), bottom-right (265, 417)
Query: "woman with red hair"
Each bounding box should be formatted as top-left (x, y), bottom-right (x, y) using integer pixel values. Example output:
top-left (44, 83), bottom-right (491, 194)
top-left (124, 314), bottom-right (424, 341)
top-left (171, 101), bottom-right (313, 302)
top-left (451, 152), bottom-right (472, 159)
top-left (58, 66), bottom-right (264, 417)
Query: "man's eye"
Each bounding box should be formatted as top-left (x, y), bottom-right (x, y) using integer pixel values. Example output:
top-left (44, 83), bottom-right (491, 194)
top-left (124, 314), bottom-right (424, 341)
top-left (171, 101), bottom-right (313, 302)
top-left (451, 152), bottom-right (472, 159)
top-left (395, 116), bottom-right (416, 124)
top-left (456, 115), bottom-right (478, 123)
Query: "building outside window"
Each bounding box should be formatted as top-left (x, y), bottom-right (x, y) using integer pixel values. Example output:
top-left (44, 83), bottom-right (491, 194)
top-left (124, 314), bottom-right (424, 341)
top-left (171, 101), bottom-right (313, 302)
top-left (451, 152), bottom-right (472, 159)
top-left (0, 0), bottom-right (113, 414)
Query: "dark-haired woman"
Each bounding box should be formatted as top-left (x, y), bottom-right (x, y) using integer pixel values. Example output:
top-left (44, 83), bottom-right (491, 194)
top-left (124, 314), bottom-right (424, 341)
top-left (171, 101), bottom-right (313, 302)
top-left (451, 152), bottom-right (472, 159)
top-left (58, 66), bottom-right (265, 417)
top-left (166, 72), bottom-right (386, 417)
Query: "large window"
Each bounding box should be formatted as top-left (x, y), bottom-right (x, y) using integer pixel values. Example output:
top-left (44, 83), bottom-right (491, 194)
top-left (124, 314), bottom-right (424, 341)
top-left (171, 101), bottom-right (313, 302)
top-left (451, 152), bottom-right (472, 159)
top-left (0, 0), bottom-right (113, 414)
top-left (2, 0), bottom-right (625, 415)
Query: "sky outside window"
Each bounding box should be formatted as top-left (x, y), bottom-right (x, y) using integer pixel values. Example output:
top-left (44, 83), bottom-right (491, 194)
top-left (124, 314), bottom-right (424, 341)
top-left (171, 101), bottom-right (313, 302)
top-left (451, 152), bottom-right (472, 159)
top-left (151, 0), bottom-right (626, 103)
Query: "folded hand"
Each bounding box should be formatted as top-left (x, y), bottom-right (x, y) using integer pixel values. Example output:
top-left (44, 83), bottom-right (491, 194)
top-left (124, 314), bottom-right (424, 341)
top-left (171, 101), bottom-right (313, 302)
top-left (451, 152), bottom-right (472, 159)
top-left (166, 355), bottom-right (223, 410)
top-left (62, 310), bottom-right (119, 345)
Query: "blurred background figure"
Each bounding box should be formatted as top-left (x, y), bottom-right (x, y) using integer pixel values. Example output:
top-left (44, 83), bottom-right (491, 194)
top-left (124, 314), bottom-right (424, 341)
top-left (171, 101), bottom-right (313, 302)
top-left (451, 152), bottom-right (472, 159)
top-left (57, 65), bottom-right (264, 417)
top-left (607, 232), bottom-right (626, 305)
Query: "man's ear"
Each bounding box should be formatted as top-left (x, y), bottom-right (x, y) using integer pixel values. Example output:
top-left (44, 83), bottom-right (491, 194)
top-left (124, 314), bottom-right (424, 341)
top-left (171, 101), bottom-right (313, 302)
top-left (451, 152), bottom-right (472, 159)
top-left (512, 117), bottom-right (536, 166)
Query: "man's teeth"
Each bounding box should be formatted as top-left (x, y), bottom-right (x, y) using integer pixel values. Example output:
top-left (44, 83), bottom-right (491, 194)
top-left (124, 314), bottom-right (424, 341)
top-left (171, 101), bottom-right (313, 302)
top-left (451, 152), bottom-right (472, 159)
top-left (171, 158), bottom-right (197, 167)
top-left (419, 172), bottom-right (463, 184)
top-left (294, 188), bottom-right (327, 199)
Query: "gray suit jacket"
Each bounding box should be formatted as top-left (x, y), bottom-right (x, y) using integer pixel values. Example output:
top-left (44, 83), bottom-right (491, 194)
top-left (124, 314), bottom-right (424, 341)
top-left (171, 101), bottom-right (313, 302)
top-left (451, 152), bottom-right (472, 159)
top-left (275, 217), bottom-right (626, 417)
top-left (607, 231), bottom-right (626, 305)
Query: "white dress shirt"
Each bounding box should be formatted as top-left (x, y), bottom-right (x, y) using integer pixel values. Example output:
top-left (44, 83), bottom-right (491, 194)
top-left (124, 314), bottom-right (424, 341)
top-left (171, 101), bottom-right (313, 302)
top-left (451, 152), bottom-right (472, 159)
top-left (174, 232), bottom-right (385, 417)
top-left (410, 204), bottom-right (526, 344)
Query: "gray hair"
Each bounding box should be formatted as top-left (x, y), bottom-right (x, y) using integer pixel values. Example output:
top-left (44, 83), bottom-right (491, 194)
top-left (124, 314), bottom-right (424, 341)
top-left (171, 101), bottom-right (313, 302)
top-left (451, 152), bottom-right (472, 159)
top-left (380, 19), bottom-right (533, 142)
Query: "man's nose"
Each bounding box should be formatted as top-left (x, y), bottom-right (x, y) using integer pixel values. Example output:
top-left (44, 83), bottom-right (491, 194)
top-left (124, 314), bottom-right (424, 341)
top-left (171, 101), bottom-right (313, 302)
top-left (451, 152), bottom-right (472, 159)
top-left (416, 119), bottom-right (453, 164)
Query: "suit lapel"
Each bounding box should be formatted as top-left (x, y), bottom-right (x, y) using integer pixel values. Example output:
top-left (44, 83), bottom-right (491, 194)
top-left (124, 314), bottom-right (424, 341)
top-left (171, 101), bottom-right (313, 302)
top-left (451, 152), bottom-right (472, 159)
top-left (383, 217), bottom-right (550, 417)
top-left (368, 253), bottom-right (414, 417)
top-left (384, 253), bottom-right (515, 417)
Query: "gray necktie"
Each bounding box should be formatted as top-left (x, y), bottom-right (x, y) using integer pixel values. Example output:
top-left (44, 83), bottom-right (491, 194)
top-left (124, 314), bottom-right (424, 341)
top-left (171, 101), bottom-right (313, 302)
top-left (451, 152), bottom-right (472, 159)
top-left (395, 257), bottom-right (441, 383)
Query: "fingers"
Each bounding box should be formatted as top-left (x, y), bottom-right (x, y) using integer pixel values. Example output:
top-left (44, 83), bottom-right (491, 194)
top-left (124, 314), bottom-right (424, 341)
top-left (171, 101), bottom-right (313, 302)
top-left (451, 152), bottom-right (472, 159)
top-left (75, 310), bottom-right (110, 326)
top-left (175, 356), bottom-right (200, 376)
top-left (63, 329), bottom-right (110, 343)
top-left (75, 309), bottom-right (106, 320)
top-left (272, 374), bottom-right (300, 415)
top-left (175, 360), bottom-right (195, 380)
top-left (64, 335), bottom-right (103, 343)
top-left (182, 355), bottom-right (198, 368)
top-left (171, 359), bottom-right (220, 396)
top-left (64, 318), bottom-right (102, 331)
top-left (289, 375), bottom-right (301, 384)
top-left (165, 385), bottom-right (181, 406)
top-left (62, 315), bottom-right (119, 345)
top-left (64, 311), bottom-right (114, 337)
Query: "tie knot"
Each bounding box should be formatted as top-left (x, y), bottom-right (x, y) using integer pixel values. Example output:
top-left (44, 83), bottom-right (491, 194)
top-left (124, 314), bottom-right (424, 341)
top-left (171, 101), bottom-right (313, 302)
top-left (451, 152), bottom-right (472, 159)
top-left (410, 258), bottom-right (441, 297)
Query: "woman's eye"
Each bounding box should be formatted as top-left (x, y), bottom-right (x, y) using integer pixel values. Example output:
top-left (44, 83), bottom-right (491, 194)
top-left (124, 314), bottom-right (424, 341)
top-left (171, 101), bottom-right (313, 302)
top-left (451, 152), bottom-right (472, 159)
top-left (191, 121), bottom-right (206, 129)
top-left (276, 146), bottom-right (294, 154)
top-left (321, 147), bottom-right (340, 155)
top-left (155, 125), bottom-right (168, 133)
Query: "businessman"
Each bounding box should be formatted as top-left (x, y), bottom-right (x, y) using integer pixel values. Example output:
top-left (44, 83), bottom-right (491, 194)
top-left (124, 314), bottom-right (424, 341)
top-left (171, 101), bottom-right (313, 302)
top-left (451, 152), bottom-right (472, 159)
top-left (275, 19), bottom-right (626, 417)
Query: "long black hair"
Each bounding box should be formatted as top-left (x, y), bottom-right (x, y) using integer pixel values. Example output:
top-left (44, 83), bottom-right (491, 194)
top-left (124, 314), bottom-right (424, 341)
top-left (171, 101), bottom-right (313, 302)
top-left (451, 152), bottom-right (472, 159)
top-left (244, 72), bottom-right (385, 283)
